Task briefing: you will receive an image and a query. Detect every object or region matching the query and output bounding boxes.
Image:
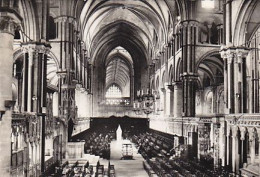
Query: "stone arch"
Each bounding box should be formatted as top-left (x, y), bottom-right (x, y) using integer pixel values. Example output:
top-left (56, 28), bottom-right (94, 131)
top-left (233, 0), bottom-right (260, 46)
top-left (196, 50), bottom-right (223, 89)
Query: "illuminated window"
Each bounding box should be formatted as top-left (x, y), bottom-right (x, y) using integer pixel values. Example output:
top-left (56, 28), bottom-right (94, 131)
top-left (201, 0), bottom-right (215, 9)
top-left (106, 84), bottom-right (122, 98)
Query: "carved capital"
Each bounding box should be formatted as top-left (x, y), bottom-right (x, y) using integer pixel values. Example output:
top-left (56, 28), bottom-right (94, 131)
top-left (0, 14), bottom-right (20, 35)
top-left (180, 20), bottom-right (199, 28)
top-left (21, 43), bottom-right (51, 55)
top-left (54, 16), bottom-right (76, 26)
top-left (226, 52), bottom-right (235, 64)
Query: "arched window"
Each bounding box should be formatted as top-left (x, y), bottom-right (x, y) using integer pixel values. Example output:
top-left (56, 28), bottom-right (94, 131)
top-left (106, 84), bottom-right (122, 98)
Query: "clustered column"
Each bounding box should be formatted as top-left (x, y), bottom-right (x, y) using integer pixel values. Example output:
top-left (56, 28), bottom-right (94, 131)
top-left (180, 20), bottom-right (198, 117)
top-left (231, 128), bottom-right (239, 173)
top-left (21, 43), bottom-right (50, 113)
top-left (221, 48), bottom-right (249, 114)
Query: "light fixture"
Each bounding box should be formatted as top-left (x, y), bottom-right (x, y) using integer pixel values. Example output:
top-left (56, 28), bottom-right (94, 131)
top-left (133, 89), bottom-right (156, 116)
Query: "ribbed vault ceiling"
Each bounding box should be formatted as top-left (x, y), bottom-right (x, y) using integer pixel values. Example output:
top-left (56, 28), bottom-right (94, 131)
top-left (80, 0), bottom-right (175, 64)
top-left (78, 0), bottom-right (177, 99)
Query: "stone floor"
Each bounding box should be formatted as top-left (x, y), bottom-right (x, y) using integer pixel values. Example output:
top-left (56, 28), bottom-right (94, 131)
top-left (109, 139), bottom-right (149, 177)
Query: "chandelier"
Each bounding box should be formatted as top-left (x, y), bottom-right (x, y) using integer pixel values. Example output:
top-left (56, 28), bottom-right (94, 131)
top-left (133, 89), bottom-right (158, 115)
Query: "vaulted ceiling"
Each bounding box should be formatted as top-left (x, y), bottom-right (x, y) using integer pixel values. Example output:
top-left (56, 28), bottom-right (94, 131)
top-left (75, 0), bottom-right (180, 99)
top-left (79, 0), bottom-right (176, 65)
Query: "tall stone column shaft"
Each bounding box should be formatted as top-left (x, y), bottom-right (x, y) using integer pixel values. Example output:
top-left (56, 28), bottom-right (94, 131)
top-left (0, 12), bottom-right (21, 176)
top-left (55, 16), bottom-right (77, 158)
top-left (234, 49), bottom-right (248, 113)
top-left (221, 49), bottom-right (235, 114)
top-left (219, 122), bottom-right (226, 166)
top-left (221, 48), bottom-right (249, 114)
top-left (165, 84), bottom-right (174, 116)
top-left (173, 82), bottom-right (182, 117)
top-left (231, 129), bottom-right (239, 173)
top-left (227, 52), bottom-right (234, 113)
top-left (226, 135), bottom-right (229, 166)
top-left (180, 20), bottom-right (198, 117)
top-left (249, 130), bottom-right (256, 164)
top-left (21, 43), bottom-right (50, 113)
top-left (222, 56), bottom-right (228, 113)
top-left (182, 75), bottom-right (197, 117)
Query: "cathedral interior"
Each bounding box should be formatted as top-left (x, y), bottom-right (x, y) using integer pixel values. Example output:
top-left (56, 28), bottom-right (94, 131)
top-left (1, 0), bottom-right (260, 176)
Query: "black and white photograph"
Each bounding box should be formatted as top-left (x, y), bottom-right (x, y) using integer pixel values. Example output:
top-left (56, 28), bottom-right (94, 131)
top-left (0, 0), bottom-right (259, 176)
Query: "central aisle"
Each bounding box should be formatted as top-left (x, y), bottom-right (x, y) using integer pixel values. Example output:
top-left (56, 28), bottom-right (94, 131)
top-left (110, 140), bottom-right (149, 177)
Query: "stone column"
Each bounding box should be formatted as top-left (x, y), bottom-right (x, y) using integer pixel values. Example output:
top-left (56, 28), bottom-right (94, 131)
top-left (0, 12), bottom-right (21, 176)
top-left (227, 51), bottom-right (235, 114)
top-left (219, 121), bottom-right (226, 166)
top-left (160, 88), bottom-right (166, 115)
top-left (221, 49), bottom-right (235, 114)
top-left (231, 128), bottom-right (239, 173)
top-left (235, 49), bottom-right (248, 113)
top-left (225, 0), bottom-right (232, 44)
top-left (249, 129), bottom-right (256, 164)
top-left (179, 20), bottom-right (198, 117)
top-left (173, 82), bottom-right (182, 117)
top-left (240, 128), bottom-right (246, 166)
top-left (221, 53), bottom-right (229, 114)
top-left (165, 84), bottom-right (174, 116)
top-left (182, 75), bottom-right (197, 117)
top-left (197, 123), bottom-right (204, 160)
top-left (226, 134), bottom-right (230, 166)
top-left (213, 122), bottom-right (220, 168)
top-left (21, 43), bottom-right (50, 113)
top-left (55, 16), bottom-right (77, 159)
